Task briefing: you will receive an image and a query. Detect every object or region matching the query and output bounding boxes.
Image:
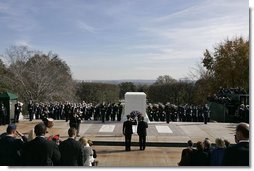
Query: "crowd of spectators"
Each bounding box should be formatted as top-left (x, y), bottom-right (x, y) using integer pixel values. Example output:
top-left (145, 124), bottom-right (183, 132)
top-left (178, 122), bottom-right (249, 166)
top-left (207, 87), bottom-right (247, 105)
top-left (0, 119), bottom-right (249, 166)
top-left (0, 123), bottom-right (98, 166)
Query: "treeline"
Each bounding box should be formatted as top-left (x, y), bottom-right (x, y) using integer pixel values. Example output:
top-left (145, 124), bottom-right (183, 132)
top-left (0, 37), bottom-right (249, 106)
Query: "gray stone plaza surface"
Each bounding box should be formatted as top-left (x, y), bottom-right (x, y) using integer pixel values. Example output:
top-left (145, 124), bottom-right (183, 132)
top-left (0, 120), bottom-right (237, 166)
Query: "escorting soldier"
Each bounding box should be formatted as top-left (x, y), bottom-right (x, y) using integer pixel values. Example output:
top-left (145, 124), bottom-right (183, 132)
top-left (69, 113), bottom-right (82, 137)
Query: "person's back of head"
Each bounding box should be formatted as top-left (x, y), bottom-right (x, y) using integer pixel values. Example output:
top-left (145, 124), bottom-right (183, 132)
top-left (215, 138), bottom-right (225, 148)
top-left (236, 122), bottom-right (249, 141)
top-left (68, 128), bottom-right (77, 138)
top-left (87, 139), bottom-right (93, 147)
top-left (203, 139), bottom-right (211, 149)
top-left (34, 123), bottom-right (46, 136)
top-left (224, 139), bottom-right (230, 148)
top-left (79, 136), bottom-right (88, 146)
top-left (6, 124), bottom-right (16, 135)
top-left (196, 141), bottom-right (204, 151)
top-left (187, 140), bottom-right (193, 147)
top-left (140, 116), bottom-right (144, 121)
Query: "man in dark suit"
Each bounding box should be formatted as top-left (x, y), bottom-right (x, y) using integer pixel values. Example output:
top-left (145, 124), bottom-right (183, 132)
top-left (137, 116), bottom-right (148, 150)
top-left (178, 140), bottom-right (194, 166)
top-left (59, 128), bottom-right (84, 166)
top-left (21, 123), bottom-right (61, 166)
top-left (190, 141), bottom-right (209, 166)
top-left (223, 122), bottom-right (249, 166)
top-left (122, 115), bottom-right (137, 151)
top-left (0, 124), bottom-right (27, 166)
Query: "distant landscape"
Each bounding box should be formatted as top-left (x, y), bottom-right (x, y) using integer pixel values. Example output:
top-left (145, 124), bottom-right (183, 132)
top-left (81, 80), bottom-right (156, 85)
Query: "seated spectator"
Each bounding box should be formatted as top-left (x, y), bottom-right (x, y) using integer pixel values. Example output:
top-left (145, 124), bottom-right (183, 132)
top-left (79, 137), bottom-right (94, 166)
top-left (178, 140), bottom-right (194, 166)
top-left (210, 138), bottom-right (226, 166)
top-left (190, 141), bottom-right (209, 166)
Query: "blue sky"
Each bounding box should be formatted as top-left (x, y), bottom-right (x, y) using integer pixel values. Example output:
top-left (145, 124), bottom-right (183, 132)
top-left (0, 0), bottom-right (249, 80)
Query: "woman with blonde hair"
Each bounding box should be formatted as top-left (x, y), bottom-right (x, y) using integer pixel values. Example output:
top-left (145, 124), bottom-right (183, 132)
top-left (88, 139), bottom-right (99, 166)
top-left (79, 137), bottom-right (94, 166)
top-left (210, 138), bottom-right (226, 166)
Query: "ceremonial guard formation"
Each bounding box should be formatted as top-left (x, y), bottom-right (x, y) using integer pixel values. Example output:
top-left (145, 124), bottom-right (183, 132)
top-left (147, 103), bottom-right (210, 124)
top-left (25, 101), bottom-right (124, 123)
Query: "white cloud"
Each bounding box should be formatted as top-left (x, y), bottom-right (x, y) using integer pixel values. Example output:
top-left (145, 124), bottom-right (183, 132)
top-left (77, 21), bottom-right (97, 33)
top-left (15, 40), bottom-right (32, 47)
top-left (137, 1), bottom-right (248, 63)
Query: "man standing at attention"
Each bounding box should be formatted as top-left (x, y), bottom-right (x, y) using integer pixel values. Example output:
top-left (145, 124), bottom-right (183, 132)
top-left (21, 123), bottom-right (60, 166)
top-left (59, 128), bottom-right (84, 166)
top-left (137, 116), bottom-right (148, 150)
top-left (223, 122), bottom-right (249, 166)
top-left (123, 115), bottom-right (137, 151)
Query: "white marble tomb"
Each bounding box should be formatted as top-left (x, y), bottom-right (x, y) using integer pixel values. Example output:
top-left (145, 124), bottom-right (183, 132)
top-left (123, 92), bottom-right (149, 122)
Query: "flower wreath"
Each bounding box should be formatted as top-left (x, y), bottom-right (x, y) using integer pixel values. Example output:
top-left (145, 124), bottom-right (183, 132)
top-left (130, 110), bottom-right (142, 120)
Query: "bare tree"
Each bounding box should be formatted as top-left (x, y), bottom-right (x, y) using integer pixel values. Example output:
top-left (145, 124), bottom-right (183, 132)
top-left (1, 46), bottom-right (76, 103)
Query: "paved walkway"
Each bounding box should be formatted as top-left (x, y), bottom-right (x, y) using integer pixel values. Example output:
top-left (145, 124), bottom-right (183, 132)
top-left (0, 120), bottom-right (237, 166)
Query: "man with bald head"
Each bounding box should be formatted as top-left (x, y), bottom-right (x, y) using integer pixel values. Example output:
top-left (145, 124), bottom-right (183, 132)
top-left (223, 122), bottom-right (249, 166)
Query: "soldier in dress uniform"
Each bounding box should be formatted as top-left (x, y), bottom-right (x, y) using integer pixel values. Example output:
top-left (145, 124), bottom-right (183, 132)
top-left (100, 102), bottom-right (106, 123)
top-left (165, 103), bottom-right (171, 124)
top-left (69, 112), bottom-right (82, 137)
top-left (198, 106), bottom-right (204, 122)
top-left (117, 102), bottom-right (123, 121)
top-left (192, 106), bottom-right (198, 122)
top-left (112, 103), bottom-right (118, 121)
top-left (28, 100), bottom-right (34, 121)
top-left (0, 103), bottom-right (7, 125)
top-left (14, 102), bottom-right (22, 123)
top-left (106, 103), bottom-right (111, 121)
top-left (203, 104), bottom-right (209, 124)
top-left (94, 103), bottom-right (100, 121)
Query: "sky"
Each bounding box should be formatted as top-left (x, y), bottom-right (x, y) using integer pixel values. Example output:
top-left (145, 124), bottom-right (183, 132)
top-left (0, 0), bottom-right (249, 81)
